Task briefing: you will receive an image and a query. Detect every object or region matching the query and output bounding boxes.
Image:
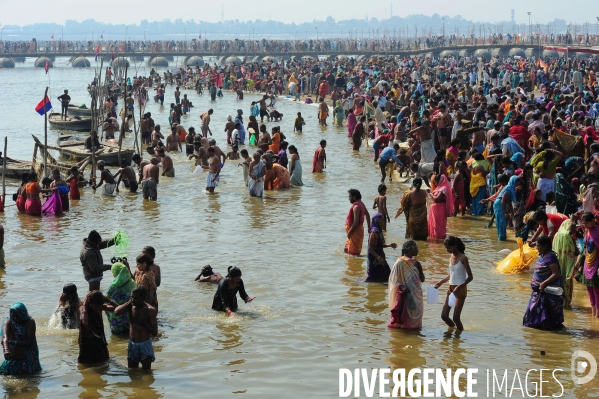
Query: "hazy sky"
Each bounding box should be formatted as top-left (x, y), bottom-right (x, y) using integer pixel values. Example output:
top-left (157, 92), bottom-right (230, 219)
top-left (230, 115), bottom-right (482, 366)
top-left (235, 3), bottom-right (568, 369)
top-left (1, 0), bottom-right (596, 26)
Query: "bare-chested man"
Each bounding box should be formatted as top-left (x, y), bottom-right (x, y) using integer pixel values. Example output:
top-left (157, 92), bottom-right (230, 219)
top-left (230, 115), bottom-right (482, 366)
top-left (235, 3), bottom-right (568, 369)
top-left (226, 144), bottom-right (240, 161)
top-left (115, 159), bottom-right (138, 193)
top-left (409, 120), bottom-right (435, 163)
top-left (93, 160), bottom-right (118, 196)
top-left (201, 147), bottom-right (221, 193)
top-left (209, 139), bottom-right (226, 166)
top-left (433, 103), bottom-right (452, 150)
top-left (189, 142), bottom-right (208, 167)
top-left (166, 127), bottom-right (181, 152)
top-left (262, 152), bottom-right (275, 190)
top-left (156, 148), bottom-right (174, 177)
top-left (114, 286), bottom-right (157, 370)
top-left (258, 125), bottom-right (272, 153)
top-left (258, 95), bottom-right (269, 122)
top-left (200, 109), bottom-right (214, 137)
top-left (587, 143), bottom-right (599, 178)
top-left (151, 125), bottom-right (164, 147)
top-left (142, 158), bottom-right (160, 200)
top-left (140, 113), bottom-right (154, 145)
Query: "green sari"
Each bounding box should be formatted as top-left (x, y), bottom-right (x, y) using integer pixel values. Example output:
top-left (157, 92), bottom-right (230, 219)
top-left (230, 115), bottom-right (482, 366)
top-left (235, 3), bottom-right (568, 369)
top-left (553, 220), bottom-right (577, 308)
top-left (105, 262), bottom-right (135, 334)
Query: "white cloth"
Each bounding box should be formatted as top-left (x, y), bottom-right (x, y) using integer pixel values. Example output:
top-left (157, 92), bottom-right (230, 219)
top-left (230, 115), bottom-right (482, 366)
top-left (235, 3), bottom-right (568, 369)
top-left (420, 139), bottom-right (436, 163)
top-left (536, 178), bottom-right (555, 202)
top-left (102, 183), bottom-right (116, 197)
top-left (207, 173), bottom-right (219, 188)
top-left (449, 259), bottom-right (467, 285)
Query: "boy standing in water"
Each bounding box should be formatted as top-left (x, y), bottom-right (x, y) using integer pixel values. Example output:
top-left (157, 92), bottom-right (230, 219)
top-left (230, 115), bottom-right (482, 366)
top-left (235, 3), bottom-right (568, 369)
top-left (115, 286), bottom-right (157, 370)
top-left (294, 112), bottom-right (305, 133)
top-left (373, 184), bottom-right (390, 231)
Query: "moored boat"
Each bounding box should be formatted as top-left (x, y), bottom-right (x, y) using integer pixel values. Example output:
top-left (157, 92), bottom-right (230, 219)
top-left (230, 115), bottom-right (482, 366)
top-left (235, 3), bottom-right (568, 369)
top-left (0, 157), bottom-right (33, 180)
top-left (48, 112), bottom-right (92, 131)
top-left (67, 104), bottom-right (92, 117)
top-left (54, 134), bottom-right (135, 166)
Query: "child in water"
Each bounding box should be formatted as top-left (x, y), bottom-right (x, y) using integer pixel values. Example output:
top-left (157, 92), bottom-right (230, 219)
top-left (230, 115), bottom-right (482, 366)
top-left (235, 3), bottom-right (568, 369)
top-left (294, 112), bottom-right (305, 133)
top-left (211, 267), bottom-right (256, 316)
top-left (373, 184), bottom-right (390, 231)
top-left (434, 236), bottom-right (474, 330)
top-left (195, 265), bottom-right (224, 284)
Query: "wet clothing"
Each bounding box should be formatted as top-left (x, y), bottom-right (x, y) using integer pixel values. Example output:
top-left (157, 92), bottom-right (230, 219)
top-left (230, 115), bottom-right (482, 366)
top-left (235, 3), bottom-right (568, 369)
top-left (212, 278), bottom-right (250, 312)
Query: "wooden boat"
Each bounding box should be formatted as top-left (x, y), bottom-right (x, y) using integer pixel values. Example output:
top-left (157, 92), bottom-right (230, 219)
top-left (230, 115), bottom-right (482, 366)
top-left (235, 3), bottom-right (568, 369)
top-left (67, 104), bottom-right (92, 117)
top-left (48, 112), bottom-right (92, 131)
top-left (53, 134), bottom-right (135, 166)
top-left (0, 157), bottom-right (32, 180)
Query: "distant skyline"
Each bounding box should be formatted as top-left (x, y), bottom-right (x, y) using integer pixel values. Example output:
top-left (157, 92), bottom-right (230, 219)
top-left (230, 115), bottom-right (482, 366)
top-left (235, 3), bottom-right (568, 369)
top-left (1, 0), bottom-right (597, 26)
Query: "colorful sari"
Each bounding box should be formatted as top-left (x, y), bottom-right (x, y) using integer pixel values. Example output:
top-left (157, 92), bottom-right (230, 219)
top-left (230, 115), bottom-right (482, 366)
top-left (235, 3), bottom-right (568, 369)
top-left (0, 303), bottom-right (42, 375)
top-left (428, 175), bottom-right (454, 239)
top-left (269, 133), bottom-right (281, 153)
top-left (396, 191), bottom-right (428, 240)
top-left (344, 200), bottom-right (366, 255)
top-left (580, 226), bottom-right (599, 288)
top-left (388, 257), bottom-right (423, 329)
top-left (522, 252), bottom-right (564, 330)
top-left (105, 263), bottom-right (135, 334)
top-left (553, 220), bottom-right (577, 308)
top-left (493, 176), bottom-right (518, 241)
top-left (366, 214), bottom-right (391, 282)
top-left (347, 112), bottom-right (357, 137)
top-left (272, 164), bottom-right (290, 189)
top-left (312, 146), bottom-right (326, 173)
top-left (470, 171), bottom-right (487, 216)
top-left (135, 269), bottom-right (157, 308)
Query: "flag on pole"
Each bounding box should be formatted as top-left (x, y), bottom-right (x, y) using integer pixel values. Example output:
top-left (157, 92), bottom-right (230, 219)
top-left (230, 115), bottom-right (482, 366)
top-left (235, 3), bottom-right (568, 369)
top-left (45, 61), bottom-right (50, 74)
top-left (35, 96), bottom-right (52, 115)
top-left (51, 33), bottom-right (54, 39)
top-left (95, 43), bottom-right (101, 61)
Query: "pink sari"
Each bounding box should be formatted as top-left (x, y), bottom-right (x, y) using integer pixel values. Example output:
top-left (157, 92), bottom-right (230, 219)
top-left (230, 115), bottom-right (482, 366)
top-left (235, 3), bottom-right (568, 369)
top-left (347, 113), bottom-right (357, 137)
top-left (428, 175), bottom-right (454, 239)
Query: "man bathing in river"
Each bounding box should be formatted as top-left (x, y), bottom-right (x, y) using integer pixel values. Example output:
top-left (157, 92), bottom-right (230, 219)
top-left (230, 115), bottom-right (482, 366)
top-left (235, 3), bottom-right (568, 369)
top-left (115, 286), bottom-right (157, 370)
top-left (202, 147), bottom-right (221, 193)
top-left (115, 160), bottom-right (138, 193)
top-left (93, 161), bottom-right (117, 196)
top-left (142, 158), bottom-right (160, 200)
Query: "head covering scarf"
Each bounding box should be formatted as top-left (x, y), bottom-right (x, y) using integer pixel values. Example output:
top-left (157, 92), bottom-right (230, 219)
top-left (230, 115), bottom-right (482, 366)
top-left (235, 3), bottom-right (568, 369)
top-left (370, 213), bottom-right (384, 237)
top-left (498, 175), bottom-right (519, 201)
top-left (510, 152), bottom-right (524, 167)
top-left (0, 303), bottom-right (31, 337)
top-left (108, 262), bottom-right (136, 295)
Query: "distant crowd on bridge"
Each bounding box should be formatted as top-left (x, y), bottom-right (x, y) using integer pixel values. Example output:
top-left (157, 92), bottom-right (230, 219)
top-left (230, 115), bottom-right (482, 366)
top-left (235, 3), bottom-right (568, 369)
top-left (2, 32), bottom-right (598, 55)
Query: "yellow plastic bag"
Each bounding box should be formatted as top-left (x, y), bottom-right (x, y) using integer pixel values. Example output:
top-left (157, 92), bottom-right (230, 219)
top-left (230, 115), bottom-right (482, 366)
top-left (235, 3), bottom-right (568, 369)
top-left (495, 238), bottom-right (539, 274)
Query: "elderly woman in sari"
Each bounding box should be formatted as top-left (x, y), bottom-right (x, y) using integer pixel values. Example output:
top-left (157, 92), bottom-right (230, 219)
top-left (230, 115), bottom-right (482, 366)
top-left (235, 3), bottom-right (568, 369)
top-left (365, 214), bottom-right (398, 282)
top-left (105, 262), bottom-right (136, 335)
top-left (523, 235), bottom-right (565, 330)
top-left (0, 303), bottom-right (42, 375)
top-left (578, 212), bottom-right (599, 318)
top-left (395, 178), bottom-right (428, 240)
top-left (428, 175), bottom-right (454, 240)
top-left (553, 220), bottom-right (579, 308)
top-left (388, 240), bottom-right (425, 329)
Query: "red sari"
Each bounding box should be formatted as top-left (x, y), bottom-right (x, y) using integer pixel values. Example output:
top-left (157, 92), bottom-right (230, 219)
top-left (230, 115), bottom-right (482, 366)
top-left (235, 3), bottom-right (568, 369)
top-left (312, 146), bottom-right (326, 173)
top-left (69, 178), bottom-right (81, 200)
top-left (344, 200), bottom-right (366, 255)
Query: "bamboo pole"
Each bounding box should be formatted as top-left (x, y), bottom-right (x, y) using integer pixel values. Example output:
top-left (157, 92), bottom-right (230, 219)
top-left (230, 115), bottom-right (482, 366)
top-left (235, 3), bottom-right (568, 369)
top-left (43, 86), bottom-right (49, 178)
top-left (2, 137), bottom-right (7, 206)
top-left (118, 63), bottom-right (129, 165)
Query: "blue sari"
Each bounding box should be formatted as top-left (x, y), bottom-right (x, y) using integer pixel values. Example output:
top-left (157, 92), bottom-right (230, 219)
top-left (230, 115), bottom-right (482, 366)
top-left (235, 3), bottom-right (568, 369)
top-left (493, 176), bottom-right (519, 241)
top-left (523, 252), bottom-right (564, 330)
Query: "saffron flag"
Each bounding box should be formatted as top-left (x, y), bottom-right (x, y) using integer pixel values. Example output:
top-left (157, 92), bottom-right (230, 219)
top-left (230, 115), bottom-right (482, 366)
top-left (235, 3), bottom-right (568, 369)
top-left (45, 61), bottom-right (49, 74)
top-left (35, 96), bottom-right (52, 115)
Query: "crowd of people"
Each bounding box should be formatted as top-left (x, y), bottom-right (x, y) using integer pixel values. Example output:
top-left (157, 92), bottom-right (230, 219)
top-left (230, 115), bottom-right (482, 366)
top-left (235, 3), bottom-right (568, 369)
top-left (3, 30), bottom-right (599, 56)
top-left (5, 46), bottom-right (599, 377)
